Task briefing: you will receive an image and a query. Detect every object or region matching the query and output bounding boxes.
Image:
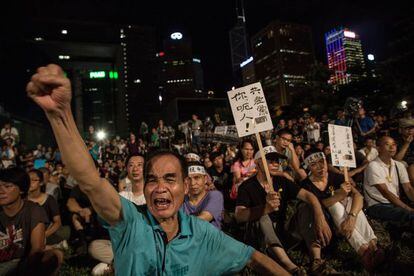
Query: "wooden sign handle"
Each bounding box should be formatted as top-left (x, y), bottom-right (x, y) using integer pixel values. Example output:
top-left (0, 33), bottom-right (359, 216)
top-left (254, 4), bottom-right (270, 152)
top-left (255, 132), bottom-right (274, 192)
top-left (343, 166), bottom-right (349, 183)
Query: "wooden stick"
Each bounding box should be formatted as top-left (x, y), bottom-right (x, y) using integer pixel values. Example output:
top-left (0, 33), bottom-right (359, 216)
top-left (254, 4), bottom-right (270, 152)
top-left (343, 166), bottom-right (349, 183)
top-left (255, 132), bottom-right (274, 192)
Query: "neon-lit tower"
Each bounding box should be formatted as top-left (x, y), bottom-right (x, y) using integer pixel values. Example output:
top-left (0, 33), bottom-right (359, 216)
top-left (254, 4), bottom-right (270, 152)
top-left (325, 28), bottom-right (366, 86)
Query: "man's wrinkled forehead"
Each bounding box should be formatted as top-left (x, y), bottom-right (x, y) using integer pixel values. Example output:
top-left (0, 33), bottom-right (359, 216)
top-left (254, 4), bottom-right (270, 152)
top-left (147, 154), bottom-right (184, 178)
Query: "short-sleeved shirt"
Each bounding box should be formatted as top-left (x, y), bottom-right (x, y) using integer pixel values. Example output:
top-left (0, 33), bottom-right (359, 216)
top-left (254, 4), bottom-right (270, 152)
top-left (106, 197), bottom-right (253, 275)
top-left (358, 117), bottom-right (375, 133)
top-left (300, 173), bottom-right (344, 202)
top-left (231, 159), bottom-right (256, 184)
top-left (183, 190), bottom-right (224, 229)
top-left (236, 176), bottom-right (300, 226)
top-left (364, 157), bottom-right (410, 207)
top-left (0, 201), bottom-right (48, 262)
top-left (39, 195), bottom-right (60, 225)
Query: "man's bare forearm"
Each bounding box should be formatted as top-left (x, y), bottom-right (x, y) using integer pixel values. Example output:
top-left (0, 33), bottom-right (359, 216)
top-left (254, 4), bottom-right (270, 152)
top-left (247, 250), bottom-right (289, 275)
top-left (46, 109), bottom-right (121, 225)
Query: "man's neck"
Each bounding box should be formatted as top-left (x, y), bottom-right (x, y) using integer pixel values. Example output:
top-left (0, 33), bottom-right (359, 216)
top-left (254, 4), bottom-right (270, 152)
top-left (275, 144), bottom-right (283, 152)
top-left (28, 189), bottom-right (42, 200)
top-left (379, 154), bottom-right (392, 165)
top-left (189, 190), bottom-right (207, 205)
top-left (256, 170), bottom-right (269, 187)
top-left (131, 179), bottom-right (144, 195)
top-left (159, 215), bottom-right (180, 242)
top-left (3, 197), bottom-right (24, 217)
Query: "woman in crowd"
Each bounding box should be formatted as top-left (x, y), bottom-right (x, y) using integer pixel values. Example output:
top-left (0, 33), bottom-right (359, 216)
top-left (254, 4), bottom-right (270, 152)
top-left (230, 139), bottom-right (256, 199)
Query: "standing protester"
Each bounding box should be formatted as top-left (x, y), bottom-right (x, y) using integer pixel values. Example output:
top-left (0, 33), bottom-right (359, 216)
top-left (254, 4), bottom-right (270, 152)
top-left (26, 64), bottom-right (289, 275)
top-left (190, 114), bottom-right (203, 152)
top-left (1, 122), bottom-right (19, 146)
top-left (356, 108), bottom-right (377, 144)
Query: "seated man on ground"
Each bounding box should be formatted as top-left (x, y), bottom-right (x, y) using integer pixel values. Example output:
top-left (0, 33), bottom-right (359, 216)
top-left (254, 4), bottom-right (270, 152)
top-left (364, 136), bottom-right (414, 230)
top-left (183, 163), bottom-right (223, 229)
top-left (235, 146), bottom-right (333, 275)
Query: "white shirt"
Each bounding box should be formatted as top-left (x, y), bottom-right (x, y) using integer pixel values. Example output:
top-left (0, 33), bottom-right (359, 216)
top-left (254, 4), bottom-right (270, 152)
top-left (364, 157), bottom-right (409, 207)
top-left (358, 147), bottom-right (378, 162)
top-left (119, 191), bottom-right (146, 205)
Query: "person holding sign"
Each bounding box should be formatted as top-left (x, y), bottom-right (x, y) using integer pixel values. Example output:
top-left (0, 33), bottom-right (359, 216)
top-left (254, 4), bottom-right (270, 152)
top-left (236, 146), bottom-right (332, 275)
top-left (26, 64), bottom-right (289, 275)
top-left (300, 150), bottom-right (385, 272)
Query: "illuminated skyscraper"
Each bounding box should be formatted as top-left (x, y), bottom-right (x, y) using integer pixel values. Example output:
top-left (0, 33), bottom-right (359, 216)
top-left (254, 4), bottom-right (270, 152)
top-left (325, 28), bottom-right (366, 86)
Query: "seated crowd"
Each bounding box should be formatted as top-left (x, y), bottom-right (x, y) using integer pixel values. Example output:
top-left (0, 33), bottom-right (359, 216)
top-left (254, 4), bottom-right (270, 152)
top-left (0, 106), bottom-right (413, 275)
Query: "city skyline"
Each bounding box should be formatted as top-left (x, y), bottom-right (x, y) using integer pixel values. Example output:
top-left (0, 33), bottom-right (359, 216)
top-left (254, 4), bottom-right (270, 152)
top-left (3, 1), bottom-right (407, 94)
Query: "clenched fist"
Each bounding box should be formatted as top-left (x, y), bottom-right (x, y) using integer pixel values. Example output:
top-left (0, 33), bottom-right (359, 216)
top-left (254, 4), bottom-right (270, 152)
top-left (26, 64), bottom-right (72, 114)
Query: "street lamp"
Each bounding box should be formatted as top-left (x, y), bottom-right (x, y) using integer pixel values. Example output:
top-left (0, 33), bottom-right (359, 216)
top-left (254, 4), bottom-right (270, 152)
top-left (96, 130), bottom-right (107, 141)
top-left (401, 100), bottom-right (408, 109)
top-left (367, 54), bottom-right (375, 61)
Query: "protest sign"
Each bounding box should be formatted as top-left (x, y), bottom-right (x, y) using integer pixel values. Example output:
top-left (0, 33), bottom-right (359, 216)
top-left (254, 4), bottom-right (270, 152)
top-left (328, 124), bottom-right (356, 168)
top-left (227, 82), bottom-right (273, 137)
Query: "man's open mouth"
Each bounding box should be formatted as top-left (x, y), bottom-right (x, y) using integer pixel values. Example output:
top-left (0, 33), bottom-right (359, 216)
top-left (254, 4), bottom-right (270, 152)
top-left (153, 198), bottom-right (172, 209)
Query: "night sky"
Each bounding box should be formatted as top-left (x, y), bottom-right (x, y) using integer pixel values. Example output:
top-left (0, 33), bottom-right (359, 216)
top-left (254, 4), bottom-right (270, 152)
top-left (1, 0), bottom-right (409, 96)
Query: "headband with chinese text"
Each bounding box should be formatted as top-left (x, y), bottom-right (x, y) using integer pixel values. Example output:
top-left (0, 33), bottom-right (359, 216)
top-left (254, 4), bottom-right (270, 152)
top-left (188, 165), bottom-right (206, 175)
top-left (303, 152), bottom-right (325, 169)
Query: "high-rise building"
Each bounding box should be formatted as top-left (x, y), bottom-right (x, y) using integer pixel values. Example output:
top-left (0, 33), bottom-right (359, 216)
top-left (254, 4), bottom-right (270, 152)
top-left (251, 21), bottom-right (315, 109)
top-left (229, 0), bottom-right (250, 86)
top-left (25, 20), bottom-right (158, 135)
top-left (158, 32), bottom-right (204, 104)
top-left (325, 28), bottom-right (366, 86)
top-left (240, 56), bottom-right (256, 85)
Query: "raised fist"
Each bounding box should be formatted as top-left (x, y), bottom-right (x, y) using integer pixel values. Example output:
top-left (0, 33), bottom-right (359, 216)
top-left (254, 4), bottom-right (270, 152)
top-left (26, 64), bottom-right (72, 114)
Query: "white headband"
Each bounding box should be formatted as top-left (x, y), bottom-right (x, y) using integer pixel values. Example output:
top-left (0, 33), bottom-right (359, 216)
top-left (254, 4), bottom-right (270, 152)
top-left (188, 165), bottom-right (206, 175)
top-left (303, 152), bottom-right (325, 169)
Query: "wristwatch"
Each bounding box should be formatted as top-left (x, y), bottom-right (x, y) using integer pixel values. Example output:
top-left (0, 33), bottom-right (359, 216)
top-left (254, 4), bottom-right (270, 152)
top-left (349, 212), bottom-right (357, 217)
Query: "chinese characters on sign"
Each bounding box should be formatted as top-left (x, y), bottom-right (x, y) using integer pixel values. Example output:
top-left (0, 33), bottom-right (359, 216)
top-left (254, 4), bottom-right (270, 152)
top-left (328, 124), bottom-right (356, 168)
top-left (227, 82), bottom-right (273, 137)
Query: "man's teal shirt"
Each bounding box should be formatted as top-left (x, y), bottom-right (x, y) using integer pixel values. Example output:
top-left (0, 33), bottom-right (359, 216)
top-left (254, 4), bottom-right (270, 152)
top-left (106, 196), bottom-right (254, 275)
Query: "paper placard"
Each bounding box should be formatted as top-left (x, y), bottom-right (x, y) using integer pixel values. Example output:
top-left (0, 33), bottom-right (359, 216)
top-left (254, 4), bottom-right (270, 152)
top-left (227, 82), bottom-right (273, 137)
top-left (328, 124), bottom-right (356, 168)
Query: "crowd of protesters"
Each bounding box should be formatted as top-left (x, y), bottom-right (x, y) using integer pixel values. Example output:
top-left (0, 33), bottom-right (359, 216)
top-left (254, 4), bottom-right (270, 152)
top-left (0, 65), bottom-right (413, 275)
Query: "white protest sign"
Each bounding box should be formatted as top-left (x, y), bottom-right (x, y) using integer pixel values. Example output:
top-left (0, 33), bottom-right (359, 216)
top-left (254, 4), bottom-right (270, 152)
top-left (214, 126), bottom-right (227, 135)
top-left (227, 82), bottom-right (273, 137)
top-left (328, 124), bottom-right (356, 168)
